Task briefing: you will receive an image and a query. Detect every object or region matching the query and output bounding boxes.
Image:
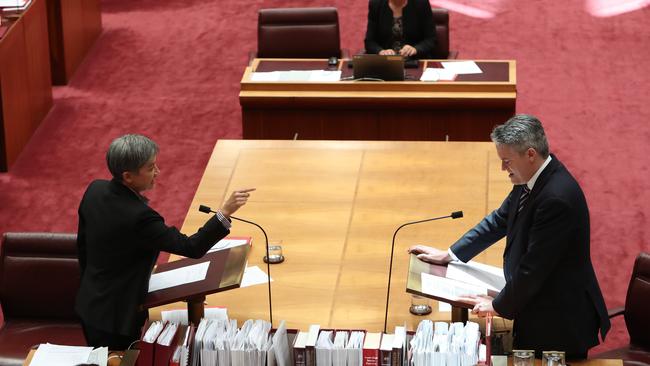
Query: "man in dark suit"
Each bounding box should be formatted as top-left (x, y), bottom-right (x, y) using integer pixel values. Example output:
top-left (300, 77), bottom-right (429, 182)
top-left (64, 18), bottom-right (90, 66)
top-left (409, 115), bottom-right (610, 358)
top-left (76, 134), bottom-right (254, 349)
top-left (364, 0), bottom-right (437, 58)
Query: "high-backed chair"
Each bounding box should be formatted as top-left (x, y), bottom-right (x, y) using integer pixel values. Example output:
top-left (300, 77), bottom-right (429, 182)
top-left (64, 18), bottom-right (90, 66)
top-left (0, 232), bottom-right (85, 366)
top-left (256, 7), bottom-right (344, 59)
top-left (594, 252), bottom-right (650, 366)
top-left (431, 7), bottom-right (457, 59)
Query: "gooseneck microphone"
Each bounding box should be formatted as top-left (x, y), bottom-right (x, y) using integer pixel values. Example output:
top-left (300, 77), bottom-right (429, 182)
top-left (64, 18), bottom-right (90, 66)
top-left (198, 204), bottom-right (273, 325)
top-left (383, 211), bottom-right (463, 332)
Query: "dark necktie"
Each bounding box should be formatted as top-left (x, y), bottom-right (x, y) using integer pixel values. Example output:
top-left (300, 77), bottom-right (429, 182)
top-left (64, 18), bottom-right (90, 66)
top-left (518, 185), bottom-right (530, 212)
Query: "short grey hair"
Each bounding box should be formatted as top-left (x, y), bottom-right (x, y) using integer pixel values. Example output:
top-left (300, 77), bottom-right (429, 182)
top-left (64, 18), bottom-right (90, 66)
top-left (490, 114), bottom-right (550, 158)
top-left (106, 134), bottom-right (159, 180)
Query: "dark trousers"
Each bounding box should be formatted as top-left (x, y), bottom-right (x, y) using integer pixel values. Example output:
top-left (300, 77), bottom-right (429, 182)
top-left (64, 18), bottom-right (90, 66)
top-left (82, 322), bottom-right (138, 350)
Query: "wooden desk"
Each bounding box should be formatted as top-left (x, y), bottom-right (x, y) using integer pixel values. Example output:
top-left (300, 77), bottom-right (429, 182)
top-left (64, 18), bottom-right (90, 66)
top-left (0, 0), bottom-right (53, 171)
top-left (239, 59), bottom-right (516, 141)
top-left (45, 0), bottom-right (102, 84)
top-left (155, 140), bottom-right (511, 332)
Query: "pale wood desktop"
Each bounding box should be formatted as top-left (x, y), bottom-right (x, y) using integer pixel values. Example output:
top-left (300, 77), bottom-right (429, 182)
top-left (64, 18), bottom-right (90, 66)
top-left (240, 59), bottom-right (516, 141)
top-left (153, 139), bottom-right (513, 333)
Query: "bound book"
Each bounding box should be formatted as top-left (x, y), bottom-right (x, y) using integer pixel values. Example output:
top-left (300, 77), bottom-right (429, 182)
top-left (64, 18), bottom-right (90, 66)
top-left (304, 324), bottom-right (320, 366)
top-left (380, 333), bottom-right (394, 366)
top-left (362, 332), bottom-right (382, 366)
top-left (293, 331), bottom-right (308, 366)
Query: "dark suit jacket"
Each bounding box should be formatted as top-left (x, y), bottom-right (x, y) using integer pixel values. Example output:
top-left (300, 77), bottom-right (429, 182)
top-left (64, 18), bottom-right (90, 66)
top-left (364, 0), bottom-right (437, 59)
top-left (450, 155), bottom-right (610, 356)
top-left (75, 179), bottom-right (229, 338)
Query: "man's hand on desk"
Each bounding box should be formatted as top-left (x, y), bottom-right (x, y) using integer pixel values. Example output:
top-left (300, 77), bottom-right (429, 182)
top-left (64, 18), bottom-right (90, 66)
top-left (221, 188), bottom-right (256, 217)
top-left (407, 245), bottom-right (452, 265)
top-left (457, 294), bottom-right (501, 317)
top-left (399, 44), bottom-right (417, 57)
top-left (379, 49), bottom-right (396, 55)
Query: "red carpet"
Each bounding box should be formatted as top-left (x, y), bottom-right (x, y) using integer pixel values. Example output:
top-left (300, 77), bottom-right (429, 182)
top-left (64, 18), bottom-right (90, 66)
top-left (1, 0), bottom-right (648, 353)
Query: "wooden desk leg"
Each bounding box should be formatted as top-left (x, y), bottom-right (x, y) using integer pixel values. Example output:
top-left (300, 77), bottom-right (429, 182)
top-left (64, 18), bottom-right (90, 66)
top-left (187, 295), bottom-right (205, 325)
top-left (452, 306), bottom-right (468, 323)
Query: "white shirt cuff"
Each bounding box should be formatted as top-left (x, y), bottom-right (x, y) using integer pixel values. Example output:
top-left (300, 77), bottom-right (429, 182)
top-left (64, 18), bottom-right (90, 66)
top-left (447, 248), bottom-right (460, 261)
top-left (216, 210), bottom-right (232, 229)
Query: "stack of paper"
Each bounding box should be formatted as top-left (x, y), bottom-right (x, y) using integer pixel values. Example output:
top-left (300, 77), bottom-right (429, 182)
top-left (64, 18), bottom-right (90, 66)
top-left (409, 320), bottom-right (481, 366)
top-left (161, 307), bottom-right (228, 325)
top-left (420, 61), bottom-right (483, 82)
top-left (251, 70), bottom-right (341, 82)
top-left (29, 344), bottom-right (95, 366)
top-left (0, 0), bottom-right (30, 11)
top-left (192, 316), bottom-right (280, 366)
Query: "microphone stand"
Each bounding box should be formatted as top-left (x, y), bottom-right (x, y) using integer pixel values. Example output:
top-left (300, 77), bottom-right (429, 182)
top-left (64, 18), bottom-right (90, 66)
top-left (383, 211), bottom-right (463, 333)
top-left (199, 205), bottom-right (273, 325)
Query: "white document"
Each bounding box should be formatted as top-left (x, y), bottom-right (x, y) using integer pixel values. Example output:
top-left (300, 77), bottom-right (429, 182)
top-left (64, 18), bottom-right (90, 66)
top-left (251, 72), bottom-right (280, 82)
top-left (272, 320), bottom-right (292, 366)
top-left (0, 0), bottom-right (27, 7)
top-left (446, 260), bottom-right (505, 292)
top-left (29, 344), bottom-right (94, 366)
top-left (420, 68), bottom-right (457, 81)
top-left (240, 266), bottom-right (273, 288)
top-left (278, 71), bottom-right (313, 82)
top-left (441, 61), bottom-right (483, 74)
top-left (87, 347), bottom-right (108, 366)
top-left (148, 261), bottom-right (210, 293)
top-left (208, 238), bottom-right (250, 253)
top-left (421, 272), bottom-right (487, 301)
top-left (162, 307), bottom-right (228, 325)
top-left (308, 70), bottom-right (342, 82)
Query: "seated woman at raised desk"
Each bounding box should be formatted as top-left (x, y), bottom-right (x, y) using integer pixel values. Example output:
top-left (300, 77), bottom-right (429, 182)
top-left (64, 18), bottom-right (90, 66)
top-left (364, 0), bottom-right (438, 59)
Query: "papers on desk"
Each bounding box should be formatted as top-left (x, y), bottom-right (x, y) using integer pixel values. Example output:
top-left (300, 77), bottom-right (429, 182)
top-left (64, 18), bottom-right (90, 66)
top-left (0, 0), bottom-right (29, 9)
top-left (421, 272), bottom-right (487, 301)
top-left (251, 70), bottom-right (341, 82)
top-left (207, 238), bottom-right (250, 253)
top-left (162, 307), bottom-right (228, 325)
top-left (410, 320), bottom-right (482, 366)
top-left (29, 344), bottom-right (95, 366)
top-left (421, 68), bottom-right (457, 81)
top-left (192, 317), bottom-right (274, 366)
top-left (240, 265), bottom-right (273, 288)
top-left (148, 261), bottom-right (209, 293)
top-left (446, 260), bottom-right (506, 292)
top-left (440, 61), bottom-right (483, 74)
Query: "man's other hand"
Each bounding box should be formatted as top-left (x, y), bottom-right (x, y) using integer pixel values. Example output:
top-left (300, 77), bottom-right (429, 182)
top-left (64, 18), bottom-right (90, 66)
top-left (407, 245), bottom-right (452, 264)
top-left (221, 188), bottom-right (256, 217)
top-left (399, 44), bottom-right (417, 57)
top-left (379, 49), bottom-right (396, 55)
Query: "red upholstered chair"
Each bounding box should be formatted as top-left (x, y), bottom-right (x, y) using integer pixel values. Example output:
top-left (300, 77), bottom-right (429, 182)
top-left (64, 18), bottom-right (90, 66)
top-left (431, 8), bottom-right (458, 59)
top-left (594, 252), bottom-right (650, 366)
top-left (256, 7), bottom-right (344, 59)
top-left (0, 232), bottom-right (86, 366)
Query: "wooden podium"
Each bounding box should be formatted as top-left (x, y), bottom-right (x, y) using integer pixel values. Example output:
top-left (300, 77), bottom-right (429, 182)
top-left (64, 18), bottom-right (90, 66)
top-left (143, 243), bottom-right (250, 325)
top-left (405, 253), bottom-right (500, 323)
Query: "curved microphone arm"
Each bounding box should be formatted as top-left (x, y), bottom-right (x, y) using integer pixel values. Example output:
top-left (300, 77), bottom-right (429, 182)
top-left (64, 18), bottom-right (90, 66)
top-left (383, 211), bottom-right (463, 333)
top-left (199, 205), bottom-right (273, 325)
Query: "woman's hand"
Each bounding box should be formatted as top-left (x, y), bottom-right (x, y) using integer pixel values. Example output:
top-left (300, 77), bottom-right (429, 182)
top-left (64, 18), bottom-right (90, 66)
top-left (221, 188), bottom-right (256, 217)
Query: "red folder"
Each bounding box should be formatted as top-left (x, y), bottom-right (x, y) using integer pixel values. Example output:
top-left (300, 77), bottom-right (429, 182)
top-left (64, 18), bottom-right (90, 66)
top-left (136, 321), bottom-right (166, 366)
top-left (153, 323), bottom-right (183, 366)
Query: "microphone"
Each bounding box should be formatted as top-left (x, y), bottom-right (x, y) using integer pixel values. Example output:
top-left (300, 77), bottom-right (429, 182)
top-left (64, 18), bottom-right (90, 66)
top-left (198, 204), bottom-right (273, 325)
top-left (383, 211), bottom-right (463, 332)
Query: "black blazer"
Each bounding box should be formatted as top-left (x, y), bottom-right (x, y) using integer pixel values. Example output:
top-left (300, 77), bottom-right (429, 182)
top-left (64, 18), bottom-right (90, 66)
top-left (450, 156), bottom-right (610, 356)
top-left (75, 179), bottom-right (229, 338)
top-left (364, 0), bottom-right (437, 58)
